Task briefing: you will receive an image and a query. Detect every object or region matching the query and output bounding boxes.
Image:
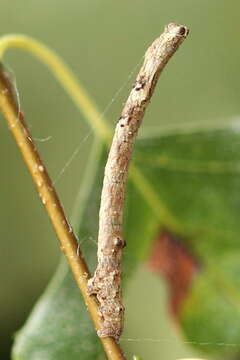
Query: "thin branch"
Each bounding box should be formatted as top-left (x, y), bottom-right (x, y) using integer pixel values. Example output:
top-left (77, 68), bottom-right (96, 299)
top-left (0, 24), bottom-right (189, 350)
top-left (0, 64), bottom-right (126, 360)
top-left (88, 23), bottom-right (189, 339)
top-left (0, 31), bottom-right (184, 239)
top-left (0, 34), bottom-right (111, 141)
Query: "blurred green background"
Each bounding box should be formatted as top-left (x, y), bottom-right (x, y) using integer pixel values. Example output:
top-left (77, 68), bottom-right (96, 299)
top-left (1, 1), bottom-right (240, 359)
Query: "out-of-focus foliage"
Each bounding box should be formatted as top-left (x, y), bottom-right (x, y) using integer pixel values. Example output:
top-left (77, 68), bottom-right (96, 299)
top-left (136, 121), bottom-right (240, 357)
top-left (13, 119), bottom-right (240, 359)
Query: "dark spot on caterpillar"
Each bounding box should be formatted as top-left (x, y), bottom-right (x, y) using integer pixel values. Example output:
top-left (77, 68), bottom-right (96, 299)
top-left (179, 26), bottom-right (189, 36)
top-left (114, 237), bottom-right (126, 248)
top-left (135, 79), bottom-right (146, 91)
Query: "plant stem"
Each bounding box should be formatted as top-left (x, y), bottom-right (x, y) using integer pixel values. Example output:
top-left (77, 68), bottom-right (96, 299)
top-left (88, 23), bottom-right (189, 339)
top-left (0, 25), bottom-right (188, 354)
top-left (0, 34), bottom-right (111, 141)
top-left (0, 32), bottom-right (184, 236)
top-left (0, 64), bottom-right (126, 360)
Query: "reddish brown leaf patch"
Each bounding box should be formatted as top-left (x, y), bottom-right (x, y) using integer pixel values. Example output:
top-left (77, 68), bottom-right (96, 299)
top-left (148, 230), bottom-right (199, 317)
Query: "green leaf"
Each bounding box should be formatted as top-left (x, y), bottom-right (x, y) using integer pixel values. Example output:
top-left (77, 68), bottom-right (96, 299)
top-left (135, 120), bottom-right (240, 256)
top-left (180, 253), bottom-right (240, 357)
top-left (12, 259), bottom-right (102, 360)
top-left (13, 118), bottom-right (240, 359)
top-left (135, 119), bottom-right (240, 356)
top-left (12, 131), bottom-right (159, 359)
top-left (12, 139), bottom-right (106, 360)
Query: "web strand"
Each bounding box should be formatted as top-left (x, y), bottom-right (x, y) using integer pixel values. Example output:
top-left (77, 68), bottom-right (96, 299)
top-left (53, 56), bottom-right (143, 184)
top-left (120, 337), bottom-right (240, 348)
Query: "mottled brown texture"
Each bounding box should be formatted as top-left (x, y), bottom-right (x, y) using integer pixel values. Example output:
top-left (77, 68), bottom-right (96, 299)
top-left (88, 23), bottom-right (189, 339)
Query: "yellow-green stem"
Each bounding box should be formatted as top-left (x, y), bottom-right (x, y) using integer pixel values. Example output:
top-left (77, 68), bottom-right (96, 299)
top-left (0, 34), bottom-right (182, 234)
top-left (0, 64), bottom-right (126, 360)
top-left (0, 34), bottom-right (111, 141)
